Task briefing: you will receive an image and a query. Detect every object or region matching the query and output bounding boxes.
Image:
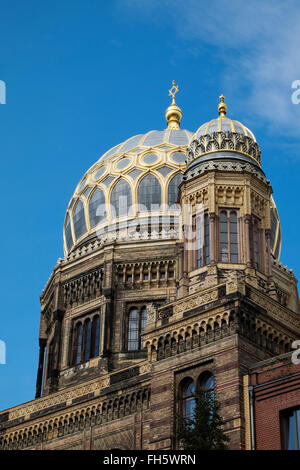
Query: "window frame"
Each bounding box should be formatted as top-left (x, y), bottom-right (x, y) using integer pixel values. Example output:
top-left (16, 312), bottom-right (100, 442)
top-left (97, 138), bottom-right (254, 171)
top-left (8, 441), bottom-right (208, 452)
top-left (192, 211), bottom-right (210, 269)
top-left (178, 371), bottom-right (215, 421)
top-left (127, 305), bottom-right (148, 352)
top-left (180, 378), bottom-right (196, 420)
top-left (218, 209), bottom-right (240, 264)
top-left (70, 311), bottom-right (101, 367)
top-left (137, 173), bottom-right (162, 212)
top-left (281, 407), bottom-right (300, 450)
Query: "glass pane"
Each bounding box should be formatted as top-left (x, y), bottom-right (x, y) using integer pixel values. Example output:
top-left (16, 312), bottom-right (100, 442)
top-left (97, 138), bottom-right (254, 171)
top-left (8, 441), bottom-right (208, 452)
top-left (231, 243), bottom-right (238, 254)
top-left (220, 211), bottom-right (228, 263)
top-left (204, 214), bottom-right (210, 264)
top-left (65, 214), bottom-right (73, 252)
top-left (183, 380), bottom-right (195, 397)
top-left (220, 211), bottom-right (227, 223)
top-left (76, 324), bottom-right (83, 364)
top-left (138, 174), bottom-right (161, 211)
top-left (203, 374), bottom-right (214, 390)
top-left (89, 189), bottom-right (106, 227)
top-left (230, 233), bottom-right (238, 243)
top-left (171, 152), bottom-right (186, 163)
top-left (297, 410), bottom-right (300, 449)
top-left (73, 200), bottom-right (87, 239)
top-left (185, 397), bottom-right (196, 419)
top-left (142, 153), bottom-right (159, 164)
top-left (288, 414), bottom-right (296, 450)
top-left (93, 316), bottom-right (100, 358)
top-left (116, 158), bottom-right (130, 170)
top-left (111, 179), bottom-right (132, 217)
top-left (128, 308), bottom-right (139, 351)
top-left (231, 254), bottom-right (238, 263)
top-left (84, 321), bottom-right (92, 362)
top-left (168, 173), bottom-right (183, 207)
top-left (220, 232), bottom-right (228, 243)
top-left (140, 307), bottom-right (147, 348)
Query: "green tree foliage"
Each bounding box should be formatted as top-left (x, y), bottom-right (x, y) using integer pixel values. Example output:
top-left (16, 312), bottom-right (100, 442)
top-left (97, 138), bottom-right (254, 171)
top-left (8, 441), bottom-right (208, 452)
top-left (176, 389), bottom-right (230, 450)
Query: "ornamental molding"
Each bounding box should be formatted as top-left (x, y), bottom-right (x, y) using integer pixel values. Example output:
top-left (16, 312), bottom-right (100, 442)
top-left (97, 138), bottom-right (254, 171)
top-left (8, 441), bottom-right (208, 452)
top-left (173, 288), bottom-right (219, 316)
top-left (185, 159), bottom-right (266, 183)
top-left (187, 131), bottom-right (261, 165)
top-left (249, 289), bottom-right (300, 331)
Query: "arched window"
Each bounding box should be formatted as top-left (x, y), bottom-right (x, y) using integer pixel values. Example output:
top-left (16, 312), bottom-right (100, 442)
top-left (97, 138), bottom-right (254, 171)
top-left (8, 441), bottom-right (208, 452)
top-left (65, 213), bottom-right (73, 252)
top-left (230, 211), bottom-right (238, 263)
top-left (140, 306), bottom-right (147, 349)
top-left (168, 173), bottom-right (183, 207)
top-left (195, 212), bottom-right (210, 268)
top-left (73, 200), bottom-right (87, 240)
top-left (138, 174), bottom-right (161, 211)
top-left (199, 372), bottom-right (215, 401)
top-left (89, 189), bottom-right (106, 227)
top-left (181, 379), bottom-right (196, 420)
top-left (219, 209), bottom-right (239, 263)
top-left (91, 315), bottom-right (100, 358)
top-left (111, 179), bottom-right (132, 218)
top-left (71, 314), bottom-right (101, 366)
top-left (128, 306), bottom-right (148, 351)
top-left (73, 322), bottom-right (83, 365)
top-left (83, 319), bottom-right (92, 362)
top-left (128, 308), bottom-right (139, 351)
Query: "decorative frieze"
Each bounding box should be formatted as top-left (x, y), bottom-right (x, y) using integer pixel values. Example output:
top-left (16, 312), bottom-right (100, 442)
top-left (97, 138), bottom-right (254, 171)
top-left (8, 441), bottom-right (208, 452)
top-left (187, 131), bottom-right (261, 165)
top-left (0, 386), bottom-right (150, 450)
top-left (115, 259), bottom-right (176, 289)
top-left (63, 268), bottom-right (103, 308)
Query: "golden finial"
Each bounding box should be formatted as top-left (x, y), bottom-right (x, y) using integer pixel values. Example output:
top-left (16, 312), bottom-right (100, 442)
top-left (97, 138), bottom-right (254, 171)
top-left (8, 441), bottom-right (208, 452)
top-left (169, 80), bottom-right (179, 104)
top-left (218, 94), bottom-right (227, 117)
top-left (165, 80), bottom-right (182, 129)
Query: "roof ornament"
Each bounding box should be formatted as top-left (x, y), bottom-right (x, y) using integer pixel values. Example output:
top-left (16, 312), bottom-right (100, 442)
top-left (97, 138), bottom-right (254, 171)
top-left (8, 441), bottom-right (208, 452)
top-left (165, 80), bottom-right (182, 130)
top-left (218, 94), bottom-right (227, 117)
top-left (169, 80), bottom-right (179, 104)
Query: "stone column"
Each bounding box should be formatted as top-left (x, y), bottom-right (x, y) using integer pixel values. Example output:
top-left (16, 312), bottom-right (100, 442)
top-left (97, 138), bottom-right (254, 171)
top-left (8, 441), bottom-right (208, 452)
top-left (265, 229), bottom-right (272, 278)
top-left (209, 213), bottom-right (216, 264)
top-left (245, 215), bottom-right (252, 267)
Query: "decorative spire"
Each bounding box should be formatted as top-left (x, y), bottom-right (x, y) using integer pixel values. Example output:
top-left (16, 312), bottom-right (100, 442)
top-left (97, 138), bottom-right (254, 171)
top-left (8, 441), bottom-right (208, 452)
top-left (165, 80), bottom-right (182, 129)
top-left (218, 94), bottom-right (227, 117)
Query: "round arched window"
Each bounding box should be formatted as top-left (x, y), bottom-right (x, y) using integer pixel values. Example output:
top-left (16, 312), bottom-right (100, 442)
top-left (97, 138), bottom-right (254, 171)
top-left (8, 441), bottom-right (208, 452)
top-left (138, 174), bottom-right (161, 211)
top-left (181, 379), bottom-right (196, 419)
top-left (111, 179), bottom-right (132, 218)
top-left (199, 372), bottom-right (214, 401)
top-left (89, 188), bottom-right (106, 227)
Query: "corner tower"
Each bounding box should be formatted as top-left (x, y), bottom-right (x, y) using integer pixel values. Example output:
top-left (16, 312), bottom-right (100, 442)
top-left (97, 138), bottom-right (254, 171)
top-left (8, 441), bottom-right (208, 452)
top-left (143, 95), bottom-right (300, 449)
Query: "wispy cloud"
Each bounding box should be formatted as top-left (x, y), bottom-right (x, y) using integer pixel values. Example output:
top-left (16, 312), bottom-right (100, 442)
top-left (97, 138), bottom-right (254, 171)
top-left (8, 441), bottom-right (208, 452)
top-left (120, 0), bottom-right (300, 135)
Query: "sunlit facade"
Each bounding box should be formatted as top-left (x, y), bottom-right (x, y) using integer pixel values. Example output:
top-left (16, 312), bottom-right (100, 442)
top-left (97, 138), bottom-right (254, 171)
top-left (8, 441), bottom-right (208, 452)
top-left (0, 87), bottom-right (299, 451)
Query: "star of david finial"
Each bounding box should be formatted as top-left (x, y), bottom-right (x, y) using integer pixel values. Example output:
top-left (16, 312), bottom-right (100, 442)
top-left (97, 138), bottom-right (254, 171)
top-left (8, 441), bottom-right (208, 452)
top-left (169, 80), bottom-right (179, 104)
top-left (218, 93), bottom-right (227, 117)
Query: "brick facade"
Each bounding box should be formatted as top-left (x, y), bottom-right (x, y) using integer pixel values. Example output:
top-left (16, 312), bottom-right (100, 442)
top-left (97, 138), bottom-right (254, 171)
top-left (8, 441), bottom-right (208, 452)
top-left (244, 353), bottom-right (300, 450)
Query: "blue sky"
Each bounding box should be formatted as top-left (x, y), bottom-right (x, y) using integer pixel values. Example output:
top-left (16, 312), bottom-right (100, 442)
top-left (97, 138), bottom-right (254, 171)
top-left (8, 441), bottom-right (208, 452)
top-left (1, 0), bottom-right (300, 410)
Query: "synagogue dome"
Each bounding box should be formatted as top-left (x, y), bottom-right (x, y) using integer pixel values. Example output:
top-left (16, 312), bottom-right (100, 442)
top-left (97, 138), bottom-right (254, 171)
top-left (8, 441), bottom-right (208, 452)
top-left (187, 95), bottom-right (261, 168)
top-left (63, 101), bottom-right (193, 255)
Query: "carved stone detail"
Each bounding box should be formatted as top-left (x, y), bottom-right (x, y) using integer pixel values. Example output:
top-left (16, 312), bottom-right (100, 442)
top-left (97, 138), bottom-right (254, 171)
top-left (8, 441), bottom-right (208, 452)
top-left (63, 268), bottom-right (103, 308)
top-left (187, 131), bottom-right (261, 165)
